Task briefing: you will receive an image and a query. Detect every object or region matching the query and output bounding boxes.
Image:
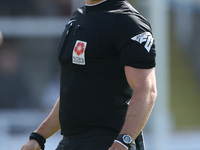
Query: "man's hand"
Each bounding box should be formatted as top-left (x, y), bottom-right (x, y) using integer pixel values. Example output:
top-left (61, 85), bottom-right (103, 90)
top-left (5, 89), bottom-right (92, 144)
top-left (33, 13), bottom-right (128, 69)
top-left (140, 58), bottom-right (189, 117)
top-left (20, 140), bottom-right (41, 150)
top-left (108, 142), bottom-right (127, 150)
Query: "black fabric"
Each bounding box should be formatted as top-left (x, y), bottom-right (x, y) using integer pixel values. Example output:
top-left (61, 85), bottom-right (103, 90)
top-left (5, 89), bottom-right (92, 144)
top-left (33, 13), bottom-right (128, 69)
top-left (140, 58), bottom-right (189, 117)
top-left (58, 0), bottom-right (156, 136)
top-left (55, 127), bottom-right (118, 150)
top-left (55, 130), bottom-right (144, 150)
top-left (55, 135), bottom-right (136, 150)
top-left (135, 131), bottom-right (146, 150)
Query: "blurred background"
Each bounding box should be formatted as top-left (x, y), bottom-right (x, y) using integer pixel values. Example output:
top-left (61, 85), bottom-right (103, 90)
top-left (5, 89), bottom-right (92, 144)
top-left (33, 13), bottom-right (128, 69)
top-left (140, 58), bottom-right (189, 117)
top-left (0, 0), bottom-right (200, 149)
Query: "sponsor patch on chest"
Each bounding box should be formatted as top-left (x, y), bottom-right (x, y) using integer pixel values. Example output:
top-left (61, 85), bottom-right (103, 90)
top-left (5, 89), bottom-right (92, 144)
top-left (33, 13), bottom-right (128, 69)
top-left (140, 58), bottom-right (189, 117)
top-left (72, 40), bottom-right (87, 65)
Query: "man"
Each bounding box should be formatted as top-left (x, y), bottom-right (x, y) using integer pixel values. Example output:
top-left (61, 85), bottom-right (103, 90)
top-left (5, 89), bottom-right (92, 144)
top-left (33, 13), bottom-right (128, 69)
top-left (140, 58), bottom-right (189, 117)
top-left (21, 0), bottom-right (157, 150)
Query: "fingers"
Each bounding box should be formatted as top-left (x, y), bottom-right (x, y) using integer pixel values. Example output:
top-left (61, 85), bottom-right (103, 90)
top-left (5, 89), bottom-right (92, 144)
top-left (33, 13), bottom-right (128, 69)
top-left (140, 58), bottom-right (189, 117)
top-left (20, 140), bottom-right (40, 150)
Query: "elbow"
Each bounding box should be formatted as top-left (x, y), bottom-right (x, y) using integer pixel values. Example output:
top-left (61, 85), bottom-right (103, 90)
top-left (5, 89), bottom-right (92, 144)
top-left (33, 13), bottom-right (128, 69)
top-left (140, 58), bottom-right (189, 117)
top-left (149, 86), bottom-right (157, 106)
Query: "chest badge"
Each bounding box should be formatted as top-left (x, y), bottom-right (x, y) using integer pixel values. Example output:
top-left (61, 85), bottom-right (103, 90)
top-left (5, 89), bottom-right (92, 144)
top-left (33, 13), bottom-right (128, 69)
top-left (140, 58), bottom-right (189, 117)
top-left (72, 40), bottom-right (87, 65)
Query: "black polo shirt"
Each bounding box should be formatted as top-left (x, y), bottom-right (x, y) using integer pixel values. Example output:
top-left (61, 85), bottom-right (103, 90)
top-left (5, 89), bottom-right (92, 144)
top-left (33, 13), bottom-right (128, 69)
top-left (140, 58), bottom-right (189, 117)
top-left (58, 0), bottom-right (156, 136)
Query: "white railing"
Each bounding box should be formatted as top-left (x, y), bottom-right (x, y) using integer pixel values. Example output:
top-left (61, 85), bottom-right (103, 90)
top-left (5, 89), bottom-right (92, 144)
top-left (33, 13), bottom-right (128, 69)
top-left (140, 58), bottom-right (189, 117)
top-left (0, 17), bottom-right (69, 37)
top-left (0, 109), bottom-right (49, 149)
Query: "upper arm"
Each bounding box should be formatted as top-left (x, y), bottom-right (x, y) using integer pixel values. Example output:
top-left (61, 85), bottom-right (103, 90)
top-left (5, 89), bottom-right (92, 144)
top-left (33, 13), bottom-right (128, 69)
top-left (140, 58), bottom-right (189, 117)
top-left (125, 66), bottom-right (157, 93)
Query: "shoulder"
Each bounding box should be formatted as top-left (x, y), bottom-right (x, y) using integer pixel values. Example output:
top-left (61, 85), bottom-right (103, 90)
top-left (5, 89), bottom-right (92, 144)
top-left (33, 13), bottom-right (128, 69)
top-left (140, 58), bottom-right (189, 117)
top-left (71, 6), bottom-right (85, 18)
top-left (112, 2), bottom-right (152, 34)
top-left (116, 13), bottom-right (152, 34)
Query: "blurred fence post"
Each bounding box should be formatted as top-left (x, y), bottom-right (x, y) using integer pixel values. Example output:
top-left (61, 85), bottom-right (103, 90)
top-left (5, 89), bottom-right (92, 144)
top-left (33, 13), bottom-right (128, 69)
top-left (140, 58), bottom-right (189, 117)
top-left (148, 0), bottom-right (172, 150)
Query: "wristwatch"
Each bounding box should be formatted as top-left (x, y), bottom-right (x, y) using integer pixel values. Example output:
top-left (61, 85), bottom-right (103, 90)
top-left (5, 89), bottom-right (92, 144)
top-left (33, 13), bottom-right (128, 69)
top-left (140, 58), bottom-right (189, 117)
top-left (115, 134), bottom-right (133, 149)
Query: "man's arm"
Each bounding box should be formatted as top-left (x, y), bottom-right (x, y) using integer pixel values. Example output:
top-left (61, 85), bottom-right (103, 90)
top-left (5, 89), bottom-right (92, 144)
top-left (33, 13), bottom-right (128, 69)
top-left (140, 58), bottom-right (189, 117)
top-left (21, 98), bottom-right (61, 150)
top-left (109, 66), bottom-right (157, 150)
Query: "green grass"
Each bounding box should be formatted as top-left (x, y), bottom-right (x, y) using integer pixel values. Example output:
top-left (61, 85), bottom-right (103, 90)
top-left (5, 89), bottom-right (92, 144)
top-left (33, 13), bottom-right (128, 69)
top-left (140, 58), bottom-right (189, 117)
top-left (170, 39), bottom-right (200, 129)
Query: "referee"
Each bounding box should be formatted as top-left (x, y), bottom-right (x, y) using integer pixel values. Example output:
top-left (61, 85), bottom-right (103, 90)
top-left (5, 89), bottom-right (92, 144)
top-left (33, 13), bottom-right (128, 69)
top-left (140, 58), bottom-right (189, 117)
top-left (21, 0), bottom-right (157, 150)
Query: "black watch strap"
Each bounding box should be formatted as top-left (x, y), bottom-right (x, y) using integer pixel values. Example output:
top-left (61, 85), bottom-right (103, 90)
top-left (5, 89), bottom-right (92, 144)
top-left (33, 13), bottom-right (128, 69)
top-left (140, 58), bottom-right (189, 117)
top-left (29, 132), bottom-right (46, 150)
top-left (115, 134), bottom-right (133, 149)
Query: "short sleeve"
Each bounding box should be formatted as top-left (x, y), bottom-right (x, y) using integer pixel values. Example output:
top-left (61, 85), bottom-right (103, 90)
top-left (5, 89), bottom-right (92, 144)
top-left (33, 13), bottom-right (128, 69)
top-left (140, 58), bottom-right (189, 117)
top-left (113, 14), bottom-right (156, 69)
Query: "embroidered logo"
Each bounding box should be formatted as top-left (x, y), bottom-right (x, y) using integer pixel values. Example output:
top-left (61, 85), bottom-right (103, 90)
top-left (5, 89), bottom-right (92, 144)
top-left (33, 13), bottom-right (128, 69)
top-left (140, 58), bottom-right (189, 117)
top-left (131, 32), bottom-right (154, 52)
top-left (72, 40), bottom-right (87, 65)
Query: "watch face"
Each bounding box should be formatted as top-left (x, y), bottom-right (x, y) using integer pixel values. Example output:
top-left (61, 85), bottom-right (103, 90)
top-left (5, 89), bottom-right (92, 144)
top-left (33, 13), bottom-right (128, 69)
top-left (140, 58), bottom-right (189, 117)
top-left (122, 135), bottom-right (132, 144)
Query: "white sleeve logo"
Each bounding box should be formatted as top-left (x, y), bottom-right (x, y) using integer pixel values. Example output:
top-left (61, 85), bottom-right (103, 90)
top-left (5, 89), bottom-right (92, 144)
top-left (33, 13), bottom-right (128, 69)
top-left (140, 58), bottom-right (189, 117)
top-left (131, 32), bottom-right (154, 52)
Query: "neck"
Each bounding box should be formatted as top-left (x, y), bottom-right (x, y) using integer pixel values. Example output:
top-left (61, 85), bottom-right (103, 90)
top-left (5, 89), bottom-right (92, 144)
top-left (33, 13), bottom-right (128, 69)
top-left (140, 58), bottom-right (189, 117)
top-left (85, 0), bottom-right (105, 5)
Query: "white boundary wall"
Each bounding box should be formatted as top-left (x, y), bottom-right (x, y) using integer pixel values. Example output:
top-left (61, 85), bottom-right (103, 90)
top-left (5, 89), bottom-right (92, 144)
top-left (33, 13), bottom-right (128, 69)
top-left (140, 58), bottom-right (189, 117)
top-left (0, 17), bottom-right (69, 37)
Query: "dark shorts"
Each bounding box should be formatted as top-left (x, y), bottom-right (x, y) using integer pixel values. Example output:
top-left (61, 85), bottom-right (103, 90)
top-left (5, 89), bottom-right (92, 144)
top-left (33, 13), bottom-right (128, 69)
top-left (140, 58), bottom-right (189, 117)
top-left (55, 129), bottom-right (145, 150)
top-left (55, 135), bottom-right (136, 150)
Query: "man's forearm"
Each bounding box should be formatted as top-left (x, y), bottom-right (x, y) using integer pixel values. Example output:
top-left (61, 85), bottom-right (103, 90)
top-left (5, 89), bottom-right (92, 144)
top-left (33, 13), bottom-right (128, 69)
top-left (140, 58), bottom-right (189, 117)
top-left (120, 87), bottom-right (157, 140)
top-left (35, 98), bottom-right (61, 139)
